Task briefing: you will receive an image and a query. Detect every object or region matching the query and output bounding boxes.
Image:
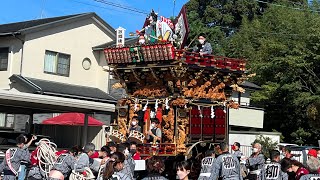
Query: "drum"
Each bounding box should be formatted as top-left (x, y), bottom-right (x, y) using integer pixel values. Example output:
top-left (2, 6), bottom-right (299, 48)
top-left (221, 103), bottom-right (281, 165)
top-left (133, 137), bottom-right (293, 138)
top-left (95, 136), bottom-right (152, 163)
top-left (109, 130), bottom-right (126, 143)
top-left (128, 130), bottom-right (145, 144)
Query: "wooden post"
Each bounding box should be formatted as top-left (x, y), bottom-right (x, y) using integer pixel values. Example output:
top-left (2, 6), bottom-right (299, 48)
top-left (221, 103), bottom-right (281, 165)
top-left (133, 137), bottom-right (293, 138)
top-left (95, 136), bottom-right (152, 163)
top-left (83, 113), bottom-right (89, 146)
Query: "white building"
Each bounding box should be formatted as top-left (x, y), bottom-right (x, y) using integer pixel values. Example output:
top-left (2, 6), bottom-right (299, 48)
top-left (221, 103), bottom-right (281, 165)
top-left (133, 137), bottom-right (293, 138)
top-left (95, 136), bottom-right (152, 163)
top-left (0, 13), bottom-right (117, 148)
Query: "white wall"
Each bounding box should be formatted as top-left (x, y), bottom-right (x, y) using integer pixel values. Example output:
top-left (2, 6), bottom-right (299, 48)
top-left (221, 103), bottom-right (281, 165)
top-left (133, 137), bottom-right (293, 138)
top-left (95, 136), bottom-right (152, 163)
top-left (0, 37), bottom-right (23, 89)
top-left (7, 17), bottom-right (113, 92)
top-left (229, 107), bottom-right (264, 128)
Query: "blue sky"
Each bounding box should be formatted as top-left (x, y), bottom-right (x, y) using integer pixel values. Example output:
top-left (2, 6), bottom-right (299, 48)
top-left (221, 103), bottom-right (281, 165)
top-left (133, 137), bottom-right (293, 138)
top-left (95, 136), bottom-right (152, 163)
top-left (0, 0), bottom-right (188, 36)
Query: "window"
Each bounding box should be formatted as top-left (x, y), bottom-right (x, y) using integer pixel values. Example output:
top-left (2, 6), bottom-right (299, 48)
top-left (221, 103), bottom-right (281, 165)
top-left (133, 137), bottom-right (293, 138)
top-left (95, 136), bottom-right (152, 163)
top-left (44, 50), bottom-right (70, 76)
top-left (0, 47), bottom-right (9, 71)
top-left (0, 113), bottom-right (14, 128)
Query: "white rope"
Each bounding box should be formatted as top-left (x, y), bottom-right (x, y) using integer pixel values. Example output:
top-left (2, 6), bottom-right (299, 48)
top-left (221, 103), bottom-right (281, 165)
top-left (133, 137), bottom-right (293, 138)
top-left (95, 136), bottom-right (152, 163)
top-left (155, 99), bottom-right (159, 110)
top-left (134, 98), bottom-right (139, 112)
top-left (69, 167), bottom-right (95, 180)
top-left (165, 98), bottom-right (169, 110)
top-left (150, 111), bottom-right (156, 118)
top-left (36, 138), bottom-right (57, 178)
top-left (211, 106), bottom-right (215, 119)
top-left (198, 105), bottom-right (203, 118)
top-left (143, 100), bottom-right (149, 111)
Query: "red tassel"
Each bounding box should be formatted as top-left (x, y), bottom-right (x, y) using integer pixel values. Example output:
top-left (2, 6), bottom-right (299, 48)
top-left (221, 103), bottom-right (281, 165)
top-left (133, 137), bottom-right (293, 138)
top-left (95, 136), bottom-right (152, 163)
top-left (156, 107), bottom-right (163, 123)
top-left (144, 108), bottom-right (150, 122)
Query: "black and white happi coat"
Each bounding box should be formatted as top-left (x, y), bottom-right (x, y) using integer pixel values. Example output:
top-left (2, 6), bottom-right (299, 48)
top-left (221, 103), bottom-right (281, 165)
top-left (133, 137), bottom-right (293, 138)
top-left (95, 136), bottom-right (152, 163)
top-left (198, 156), bottom-right (215, 180)
top-left (209, 152), bottom-right (242, 180)
top-left (261, 161), bottom-right (288, 180)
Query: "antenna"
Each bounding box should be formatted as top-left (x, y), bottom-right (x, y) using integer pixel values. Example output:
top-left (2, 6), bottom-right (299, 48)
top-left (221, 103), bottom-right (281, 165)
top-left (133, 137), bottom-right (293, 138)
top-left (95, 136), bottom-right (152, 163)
top-left (40, 0), bottom-right (47, 19)
top-left (173, 0), bottom-right (176, 17)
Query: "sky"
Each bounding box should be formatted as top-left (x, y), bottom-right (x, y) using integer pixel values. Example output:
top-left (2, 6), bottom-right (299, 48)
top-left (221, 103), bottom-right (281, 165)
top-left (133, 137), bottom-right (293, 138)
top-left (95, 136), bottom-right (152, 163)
top-left (0, 0), bottom-right (188, 36)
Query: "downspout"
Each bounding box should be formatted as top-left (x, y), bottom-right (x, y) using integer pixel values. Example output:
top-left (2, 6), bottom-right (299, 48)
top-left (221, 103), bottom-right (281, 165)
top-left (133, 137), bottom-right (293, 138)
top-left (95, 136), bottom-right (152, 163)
top-left (12, 33), bottom-right (24, 75)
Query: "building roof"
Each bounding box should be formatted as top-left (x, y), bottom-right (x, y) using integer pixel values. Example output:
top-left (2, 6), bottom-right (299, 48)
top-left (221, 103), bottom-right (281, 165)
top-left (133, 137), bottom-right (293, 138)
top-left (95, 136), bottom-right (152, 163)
top-left (0, 12), bottom-right (116, 39)
top-left (92, 37), bottom-right (138, 50)
top-left (0, 90), bottom-right (115, 113)
top-left (241, 81), bottom-right (261, 90)
top-left (9, 74), bottom-right (117, 104)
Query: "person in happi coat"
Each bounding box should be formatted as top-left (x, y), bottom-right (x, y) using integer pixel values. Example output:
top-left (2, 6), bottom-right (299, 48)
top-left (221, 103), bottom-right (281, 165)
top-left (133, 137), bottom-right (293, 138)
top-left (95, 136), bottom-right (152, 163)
top-left (232, 142), bottom-right (243, 161)
top-left (306, 149), bottom-right (320, 174)
top-left (245, 143), bottom-right (266, 180)
top-left (103, 152), bottom-right (131, 180)
top-left (48, 147), bottom-right (78, 180)
top-left (262, 150), bottom-right (288, 180)
top-left (209, 142), bottom-right (242, 180)
top-left (117, 143), bottom-right (135, 179)
top-left (198, 149), bottom-right (215, 180)
top-left (0, 135), bottom-right (31, 180)
top-left (73, 143), bottom-right (96, 178)
top-left (299, 174), bottom-right (320, 180)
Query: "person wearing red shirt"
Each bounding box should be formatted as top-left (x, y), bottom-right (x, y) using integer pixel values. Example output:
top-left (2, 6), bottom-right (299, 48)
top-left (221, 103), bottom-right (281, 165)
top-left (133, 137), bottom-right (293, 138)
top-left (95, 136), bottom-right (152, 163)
top-left (288, 160), bottom-right (309, 180)
top-left (130, 142), bottom-right (141, 160)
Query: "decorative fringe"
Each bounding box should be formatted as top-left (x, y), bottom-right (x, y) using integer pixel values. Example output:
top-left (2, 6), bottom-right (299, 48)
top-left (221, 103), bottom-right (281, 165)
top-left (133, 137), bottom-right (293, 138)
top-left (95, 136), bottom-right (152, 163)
top-left (143, 100), bottom-right (149, 111)
top-left (198, 105), bottom-right (203, 118)
top-left (211, 106), bottom-right (215, 119)
top-left (155, 99), bottom-right (159, 110)
top-left (134, 98), bottom-right (139, 112)
top-left (150, 111), bottom-right (155, 119)
top-left (165, 98), bottom-right (169, 110)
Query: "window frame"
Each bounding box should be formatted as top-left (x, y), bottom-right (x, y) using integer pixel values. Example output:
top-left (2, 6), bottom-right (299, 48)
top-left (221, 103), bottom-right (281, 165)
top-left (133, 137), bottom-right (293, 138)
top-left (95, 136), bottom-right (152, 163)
top-left (0, 113), bottom-right (14, 129)
top-left (0, 47), bottom-right (9, 71)
top-left (44, 50), bottom-right (71, 77)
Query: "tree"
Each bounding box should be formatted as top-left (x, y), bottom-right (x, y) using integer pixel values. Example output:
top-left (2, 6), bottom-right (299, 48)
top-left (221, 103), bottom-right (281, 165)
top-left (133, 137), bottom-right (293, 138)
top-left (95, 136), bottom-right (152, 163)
top-left (185, 0), bottom-right (260, 55)
top-left (225, 4), bottom-right (320, 144)
top-left (290, 127), bottom-right (312, 145)
top-left (253, 135), bottom-right (278, 158)
top-left (186, 0), bottom-right (320, 145)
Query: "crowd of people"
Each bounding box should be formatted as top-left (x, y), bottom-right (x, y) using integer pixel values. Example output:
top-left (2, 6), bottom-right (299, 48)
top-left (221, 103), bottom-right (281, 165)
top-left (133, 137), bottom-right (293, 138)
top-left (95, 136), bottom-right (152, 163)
top-left (197, 142), bottom-right (320, 180)
top-left (0, 134), bottom-right (191, 180)
top-left (2, 134), bottom-right (320, 180)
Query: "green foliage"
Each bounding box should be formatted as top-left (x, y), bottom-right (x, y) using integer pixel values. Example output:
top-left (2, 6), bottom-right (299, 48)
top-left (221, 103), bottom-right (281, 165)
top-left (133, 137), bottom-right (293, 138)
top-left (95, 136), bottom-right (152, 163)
top-left (290, 127), bottom-right (312, 146)
top-left (253, 135), bottom-right (278, 158)
top-left (186, 0), bottom-right (320, 145)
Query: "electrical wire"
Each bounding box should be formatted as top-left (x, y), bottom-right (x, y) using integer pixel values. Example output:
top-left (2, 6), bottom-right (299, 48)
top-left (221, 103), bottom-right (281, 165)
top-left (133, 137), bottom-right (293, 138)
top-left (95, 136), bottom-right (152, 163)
top-left (70, 0), bottom-right (146, 16)
top-left (92, 0), bottom-right (149, 15)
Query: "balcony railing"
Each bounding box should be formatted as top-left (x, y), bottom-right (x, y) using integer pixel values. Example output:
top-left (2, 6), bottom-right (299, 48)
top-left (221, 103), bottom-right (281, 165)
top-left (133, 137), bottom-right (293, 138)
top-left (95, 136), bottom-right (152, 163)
top-left (103, 44), bottom-right (246, 72)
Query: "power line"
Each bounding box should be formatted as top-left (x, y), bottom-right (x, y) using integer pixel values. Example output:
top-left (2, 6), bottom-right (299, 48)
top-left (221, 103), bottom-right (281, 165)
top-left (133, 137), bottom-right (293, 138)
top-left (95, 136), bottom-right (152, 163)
top-left (92, 0), bottom-right (149, 15)
top-left (70, 0), bottom-right (146, 16)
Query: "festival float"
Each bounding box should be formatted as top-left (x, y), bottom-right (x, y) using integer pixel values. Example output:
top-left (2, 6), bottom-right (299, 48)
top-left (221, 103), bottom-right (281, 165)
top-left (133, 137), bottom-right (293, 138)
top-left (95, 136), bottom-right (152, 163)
top-left (104, 6), bottom-right (250, 157)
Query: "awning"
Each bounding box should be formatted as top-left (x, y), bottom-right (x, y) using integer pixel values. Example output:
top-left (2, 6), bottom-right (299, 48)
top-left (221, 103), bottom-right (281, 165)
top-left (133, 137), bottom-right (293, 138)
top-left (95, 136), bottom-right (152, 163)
top-left (0, 90), bottom-right (115, 113)
top-left (42, 113), bottom-right (104, 126)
